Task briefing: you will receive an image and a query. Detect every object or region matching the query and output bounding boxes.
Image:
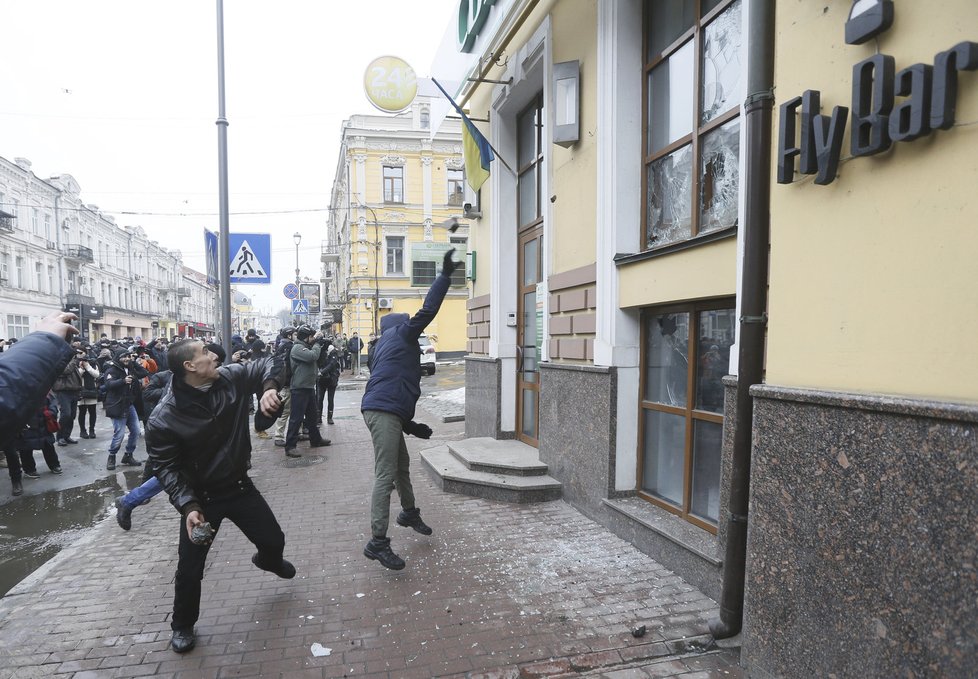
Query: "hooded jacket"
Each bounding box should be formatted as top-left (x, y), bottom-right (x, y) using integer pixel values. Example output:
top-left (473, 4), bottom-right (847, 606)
top-left (53, 356), bottom-right (84, 392)
top-left (361, 272), bottom-right (450, 422)
top-left (0, 332), bottom-right (73, 448)
top-left (146, 355), bottom-right (281, 515)
top-left (103, 349), bottom-right (148, 419)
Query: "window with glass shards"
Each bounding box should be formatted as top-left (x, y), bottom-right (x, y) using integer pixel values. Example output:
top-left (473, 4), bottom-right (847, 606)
top-left (643, 0), bottom-right (743, 250)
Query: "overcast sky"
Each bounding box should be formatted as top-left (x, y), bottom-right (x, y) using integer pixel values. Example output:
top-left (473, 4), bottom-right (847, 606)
top-left (0, 0), bottom-right (457, 312)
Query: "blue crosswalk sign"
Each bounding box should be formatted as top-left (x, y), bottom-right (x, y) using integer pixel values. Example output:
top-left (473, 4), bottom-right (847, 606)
top-left (229, 233), bottom-right (271, 284)
top-left (291, 299), bottom-right (309, 315)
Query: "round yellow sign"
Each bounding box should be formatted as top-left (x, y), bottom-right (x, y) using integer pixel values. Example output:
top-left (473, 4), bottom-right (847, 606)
top-left (363, 56), bottom-right (418, 113)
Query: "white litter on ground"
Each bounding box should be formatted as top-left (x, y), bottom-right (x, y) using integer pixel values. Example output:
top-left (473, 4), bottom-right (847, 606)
top-left (310, 643), bottom-right (332, 657)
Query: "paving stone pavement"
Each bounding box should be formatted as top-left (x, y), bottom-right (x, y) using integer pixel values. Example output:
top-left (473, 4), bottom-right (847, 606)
top-left (0, 393), bottom-right (743, 679)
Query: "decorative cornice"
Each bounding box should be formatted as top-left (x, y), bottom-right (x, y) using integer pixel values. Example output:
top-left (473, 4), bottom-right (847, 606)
top-left (421, 156), bottom-right (433, 167)
top-left (379, 154), bottom-right (406, 166)
top-left (383, 210), bottom-right (407, 221)
top-left (445, 156), bottom-right (465, 170)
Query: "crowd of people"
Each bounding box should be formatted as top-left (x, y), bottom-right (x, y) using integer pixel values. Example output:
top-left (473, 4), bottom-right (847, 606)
top-left (0, 246), bottom-right (457, 655)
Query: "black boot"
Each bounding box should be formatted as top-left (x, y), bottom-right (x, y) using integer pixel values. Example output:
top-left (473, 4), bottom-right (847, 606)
top-left (396, 507), bottom-right (433, 536)
top-left (363, 536), bottom-right (405, 570)
top-left (11, 478), bottom-right (23, 496)
top-left (115, 498), bottom-right (132, 531)
top-left (170, 628), bottom-right (196, 653)
top-left (327, 411), bottom-right (334, 425)
top-left (79, 429), bottom-right (90, 439)
top-left (120, 454), bottom-right (141, 466)
top-left (106, 454), bottom-right (116, 471)
top-left (251, 553), bottom-right (296, 579)
top-left (89, 427), bottom-right (96, 439)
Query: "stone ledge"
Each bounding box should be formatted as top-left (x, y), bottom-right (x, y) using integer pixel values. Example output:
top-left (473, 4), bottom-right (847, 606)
top-left (751, 383), bottom-right (978, 423)
top-left (446, 437), bottom-right (548, 476)
top-left (603, 497), bottom-right (722, 568)
top-left (421, 446), bottom-right (562, 504)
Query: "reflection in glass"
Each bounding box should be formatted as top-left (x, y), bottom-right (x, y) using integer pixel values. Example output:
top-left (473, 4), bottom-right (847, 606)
top-left (522, 291), bottom-right (537, 374)
top-left (642, 409), bottom-right (685, 506)
top-left (523, 240), bottom-right (538, 286)
top-left (699, 118), bottom-right (740, 234)
top-left (700, 0), bottom-right (743, 125)
top-left (648, 40), bottom-right (694, 154)
top-left (519, 168), bottom-right (538, 227)
top-left (518, 106), bottom-right (537, 167)
top-left (521, 389), bottom-right (537, 438)
top-left (694, 308), bottom-right (735, 413)
top-left (647, 145), bottom-right (692, 248)
top-left (645, 312), bottom-right (689, 407)
top-left (647, 0), bottom-right (695, 60)
top-left (691, 420), bottom-right (722, 522)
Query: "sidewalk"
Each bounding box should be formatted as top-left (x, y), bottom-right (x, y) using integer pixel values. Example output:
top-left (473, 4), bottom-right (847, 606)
top-left (0, 394), bottom-right (742, 679)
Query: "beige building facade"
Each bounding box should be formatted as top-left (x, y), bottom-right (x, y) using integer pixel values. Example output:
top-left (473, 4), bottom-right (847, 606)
top-left (431, 0), bottom-right (977, 677)
top-left (324, 99), bottom-right (470, 355)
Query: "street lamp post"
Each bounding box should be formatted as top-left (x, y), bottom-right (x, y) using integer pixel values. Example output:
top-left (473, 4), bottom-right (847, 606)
top-left (293, 232), bottom-right (302, 324)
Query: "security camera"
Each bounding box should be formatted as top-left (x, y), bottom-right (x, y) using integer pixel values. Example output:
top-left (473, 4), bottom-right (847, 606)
top-left (463, 202), bottom-right (473, 212)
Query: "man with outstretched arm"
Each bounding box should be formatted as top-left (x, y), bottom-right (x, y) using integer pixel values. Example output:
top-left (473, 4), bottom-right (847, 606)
top-left (146, 339), bottom-right (292, 654)
top-left (360, 248), bottom-right (458, 570)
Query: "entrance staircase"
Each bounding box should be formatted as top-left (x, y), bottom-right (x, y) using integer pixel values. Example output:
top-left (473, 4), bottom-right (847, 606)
top-left (420, 437), bottom-right (562, 503)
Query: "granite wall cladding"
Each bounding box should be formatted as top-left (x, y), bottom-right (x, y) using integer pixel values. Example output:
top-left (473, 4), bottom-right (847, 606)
top-left (718, 376), bottom-right (738, 562)
top-left (464, 356), bottom-right (506, 439)
top-left (743, 385), bottom-right (978, 679)
top-left (538, 363), bottom-right (616, 517)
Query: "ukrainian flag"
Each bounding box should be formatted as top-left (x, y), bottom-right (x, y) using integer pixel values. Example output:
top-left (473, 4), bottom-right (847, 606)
top-left (433, 79), bottom-right (494, 192)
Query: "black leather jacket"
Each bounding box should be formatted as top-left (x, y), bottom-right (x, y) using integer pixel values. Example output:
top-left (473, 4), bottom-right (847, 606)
top-left (146, 356), bottom-right (280, 515)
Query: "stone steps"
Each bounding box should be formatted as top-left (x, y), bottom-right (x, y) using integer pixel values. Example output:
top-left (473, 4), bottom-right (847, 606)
top-left (420, 437), bottom-right (562, 504)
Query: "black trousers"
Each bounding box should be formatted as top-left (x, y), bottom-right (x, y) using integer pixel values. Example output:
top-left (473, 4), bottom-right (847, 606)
top-left (172, 482), bottom-right (285, 631)
top-left (285, 388), bottom-right (324, 449)
top-left (316, 378), bottom-right (336, 419)
top-left (18, 440), bottom-right (60, 473)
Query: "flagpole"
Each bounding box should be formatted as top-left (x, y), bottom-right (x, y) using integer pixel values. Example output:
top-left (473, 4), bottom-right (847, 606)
top-left (431, 78), bottom-right (516, 176)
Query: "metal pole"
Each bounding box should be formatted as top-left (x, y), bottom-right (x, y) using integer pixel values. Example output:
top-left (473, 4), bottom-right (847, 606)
top-left (215, 0), bottom-right (233, 356)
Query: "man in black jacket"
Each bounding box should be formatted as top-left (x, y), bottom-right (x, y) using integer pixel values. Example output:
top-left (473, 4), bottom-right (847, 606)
top-left (103, 347), bottom-right (148, 470)
top-left (146, 339), bottom-right (291, 654)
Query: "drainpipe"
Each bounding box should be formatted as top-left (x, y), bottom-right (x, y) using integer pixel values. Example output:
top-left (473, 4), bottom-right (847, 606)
top-left (709, 0), bottom-right (776, 640)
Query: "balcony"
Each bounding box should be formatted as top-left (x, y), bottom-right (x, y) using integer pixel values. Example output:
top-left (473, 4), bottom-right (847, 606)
top-left (0, 211), bottom-right (14, 233)
top-left (320, 244), bottom-right (341, 264)
top-left (65, 245), bottom-right (95, 263)
top-left (176, 287), bottom-right (191, 297)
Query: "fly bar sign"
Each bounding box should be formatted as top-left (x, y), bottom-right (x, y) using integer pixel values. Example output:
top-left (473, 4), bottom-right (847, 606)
top-left (778, 2), bottom-right (977, 186)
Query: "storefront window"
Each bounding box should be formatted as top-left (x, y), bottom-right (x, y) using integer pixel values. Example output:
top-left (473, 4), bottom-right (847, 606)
top-left (639, 303), bottom-right (735, 530)
top-left (643, 0), bottom-right (743, 250)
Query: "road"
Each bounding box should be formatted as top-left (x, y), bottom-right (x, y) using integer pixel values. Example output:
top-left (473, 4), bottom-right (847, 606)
top-left (0, 362), bottom-right (465, 596)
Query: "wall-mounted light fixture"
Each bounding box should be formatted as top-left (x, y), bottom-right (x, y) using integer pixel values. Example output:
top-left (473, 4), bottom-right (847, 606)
top-left (552, 60), bottom-right (580, 147)
top-left (845, 0), bottom-right (893, 45)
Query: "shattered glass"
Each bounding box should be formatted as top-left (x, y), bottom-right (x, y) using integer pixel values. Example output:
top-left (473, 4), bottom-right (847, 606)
top-left (647, 145), bottom-right (692, 248)
top-left (700, 0), bottom-right (743, 125)
top-left (699, 118), bottom-right (740, 234)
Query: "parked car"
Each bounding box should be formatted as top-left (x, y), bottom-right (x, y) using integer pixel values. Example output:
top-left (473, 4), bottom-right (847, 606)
top-left (419, 334), bottom-right (436, 375)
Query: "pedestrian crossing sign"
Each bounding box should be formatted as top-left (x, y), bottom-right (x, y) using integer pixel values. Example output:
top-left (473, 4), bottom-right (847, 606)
top-left (292, 298), bottom-right (309, 314)
top-left (228, 233), bottom-right (271, 284)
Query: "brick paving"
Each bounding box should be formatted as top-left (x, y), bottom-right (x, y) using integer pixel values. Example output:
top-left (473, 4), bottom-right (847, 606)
top-left (0, 384), bottom-right (742, 678)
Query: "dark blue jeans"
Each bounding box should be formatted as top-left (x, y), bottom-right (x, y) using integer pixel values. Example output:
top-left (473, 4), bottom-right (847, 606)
top-left (55, 391), bottom-right (79, 439)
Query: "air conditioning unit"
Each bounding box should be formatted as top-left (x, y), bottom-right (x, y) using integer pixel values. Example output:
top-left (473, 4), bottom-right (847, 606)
top-left (46, 241), bottom-right (57, 250)
top-left (378, 297), bottom-right (394, 309)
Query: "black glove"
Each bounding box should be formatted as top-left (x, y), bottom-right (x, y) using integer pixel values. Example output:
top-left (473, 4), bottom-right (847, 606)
top-left (441, 248), bottom-right (459, 277)
top-left (403, 420), bottom-right (433, 439)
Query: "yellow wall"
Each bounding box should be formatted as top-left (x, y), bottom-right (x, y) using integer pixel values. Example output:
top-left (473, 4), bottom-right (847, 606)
top-left (618, 238), bottom-right (737, 309)
top-left (768, 1), bottom-right (978, 403)
top-left (550, 0), bottom-right (598, 274)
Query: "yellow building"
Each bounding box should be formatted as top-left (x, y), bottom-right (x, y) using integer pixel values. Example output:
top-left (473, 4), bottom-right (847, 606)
top-left (427, 1), bottom-right (978, 677)
top-left (325, 98), bottom-right (470, 356)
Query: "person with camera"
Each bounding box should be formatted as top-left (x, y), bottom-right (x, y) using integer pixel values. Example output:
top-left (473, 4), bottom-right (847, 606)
top-left (360, 248), bottom-right (458, 571)
top-left (52, 346), bottom-right (86, 446)
top-left (282, 325), bottom-right (331, 458)
top-left (317, 343), bottom-right (341, 426)
top-left (77, 350), bottom-right (101, 439)
top-left (271, 326), bottom-right (296, 446)
top-left (103, 347), bottom-right (148, 470)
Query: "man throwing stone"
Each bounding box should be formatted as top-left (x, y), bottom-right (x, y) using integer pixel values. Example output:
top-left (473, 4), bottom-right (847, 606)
top-left (146, 339), bottom-right (293, 654)
top-left (361, 248), bottom-right (457, 570)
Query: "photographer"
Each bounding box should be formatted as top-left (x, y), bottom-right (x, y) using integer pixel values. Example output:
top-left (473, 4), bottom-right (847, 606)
top-left (317, 342), bottom-right (341, 426)
top-left (52, 346), bottom-right (85, 445)
top-left (282, 325), bottom-right (330, 457)
top-left (77, 351), bottom-right (101, 439)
